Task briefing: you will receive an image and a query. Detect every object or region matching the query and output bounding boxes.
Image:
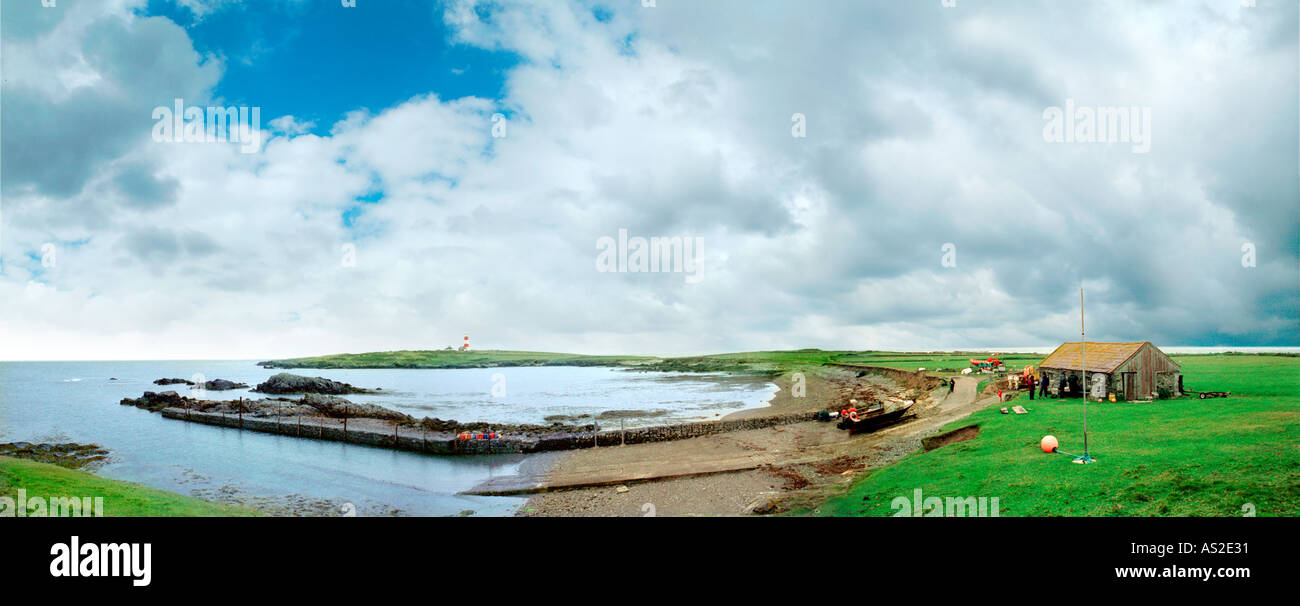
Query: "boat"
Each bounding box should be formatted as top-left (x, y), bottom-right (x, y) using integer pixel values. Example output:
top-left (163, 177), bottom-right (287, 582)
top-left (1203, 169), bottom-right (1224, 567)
top-left (835, 398), bottom-right (915, 433)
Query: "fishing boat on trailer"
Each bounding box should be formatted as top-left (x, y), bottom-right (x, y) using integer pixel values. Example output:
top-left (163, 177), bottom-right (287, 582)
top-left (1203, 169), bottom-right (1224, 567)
top-left (835, 397), bottom-right (915, 433)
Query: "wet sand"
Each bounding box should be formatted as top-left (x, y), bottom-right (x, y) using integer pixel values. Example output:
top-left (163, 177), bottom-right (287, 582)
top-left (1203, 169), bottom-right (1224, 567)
top-left (510, 370), bottom-right (996, 516)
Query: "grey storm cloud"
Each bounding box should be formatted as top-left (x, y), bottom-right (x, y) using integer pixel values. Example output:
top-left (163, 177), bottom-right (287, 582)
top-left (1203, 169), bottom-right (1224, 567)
top-left (0, 5), bottom-right (221, 200)
top-left (114, 161), bottom-right (181, 209)
top-left (624, 0), bottom-right (1299, 345)
top-left (0, 0), bottom-right (62, 42)
top-left (121, 226), bottom-right (181, 262)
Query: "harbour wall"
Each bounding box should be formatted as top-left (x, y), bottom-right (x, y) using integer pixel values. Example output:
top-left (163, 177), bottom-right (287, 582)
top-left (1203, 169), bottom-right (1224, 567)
top-left (159, 408), bottom-right (819, 456)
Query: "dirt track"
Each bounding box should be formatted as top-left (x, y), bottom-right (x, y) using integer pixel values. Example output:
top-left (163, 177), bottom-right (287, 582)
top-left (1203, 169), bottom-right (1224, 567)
top-left (502, 372), bottom-right (997, 516)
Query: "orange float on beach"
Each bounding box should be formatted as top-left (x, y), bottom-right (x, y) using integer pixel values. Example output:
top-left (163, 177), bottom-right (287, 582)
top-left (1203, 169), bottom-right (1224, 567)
top-left (1040, 435), bottom-right (1059, 453)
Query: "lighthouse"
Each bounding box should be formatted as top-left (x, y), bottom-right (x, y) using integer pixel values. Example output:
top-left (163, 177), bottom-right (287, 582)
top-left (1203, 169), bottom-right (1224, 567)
top-left (460, 334), bottom-right (470, 351)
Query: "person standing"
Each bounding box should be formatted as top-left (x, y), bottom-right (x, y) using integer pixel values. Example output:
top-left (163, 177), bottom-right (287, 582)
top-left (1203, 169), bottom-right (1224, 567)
top-left (1027, 374), bottom-right (1035, 400)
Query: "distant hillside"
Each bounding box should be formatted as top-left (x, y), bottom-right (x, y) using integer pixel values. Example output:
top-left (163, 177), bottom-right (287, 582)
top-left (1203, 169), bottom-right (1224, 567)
top-left (259, 349), bottom-right (659, 370)
top-left (258, 349), bottom-right (1054, 374)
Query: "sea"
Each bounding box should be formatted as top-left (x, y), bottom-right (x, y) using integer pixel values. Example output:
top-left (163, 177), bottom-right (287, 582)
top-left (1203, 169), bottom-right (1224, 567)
top-left (0, 361), bottom-right (777, 516)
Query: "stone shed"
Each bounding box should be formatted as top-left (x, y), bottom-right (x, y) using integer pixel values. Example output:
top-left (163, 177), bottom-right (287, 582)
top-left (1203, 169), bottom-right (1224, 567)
top-left (1038, 341), bottom-right (1182, 400)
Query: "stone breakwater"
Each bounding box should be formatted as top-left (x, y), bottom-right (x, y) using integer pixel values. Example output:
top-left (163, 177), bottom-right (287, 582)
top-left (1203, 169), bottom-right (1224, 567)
top-left (158, 407), bottom-right (818, 455)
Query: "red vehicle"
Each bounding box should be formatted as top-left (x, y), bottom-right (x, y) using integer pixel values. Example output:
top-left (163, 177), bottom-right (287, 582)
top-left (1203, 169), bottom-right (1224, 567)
top-left (969, 354), bottom-right (1006, 371)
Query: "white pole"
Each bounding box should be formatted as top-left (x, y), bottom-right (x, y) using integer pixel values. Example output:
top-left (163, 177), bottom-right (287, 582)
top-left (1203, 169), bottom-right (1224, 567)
top-left (1081, 288), bottom-right (1088, 459)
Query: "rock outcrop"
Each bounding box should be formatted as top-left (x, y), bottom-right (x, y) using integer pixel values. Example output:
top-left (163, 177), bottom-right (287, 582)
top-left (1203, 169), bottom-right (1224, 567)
top-left (0, 442), bottom-right (110, 469)
top-left (153, 378), bottom-right (248, 390)
top-left (297, 393), bottom-right (408, 421)
top-left (254, 373), bottom-right (375, 395)
top-left (202, 379), bottom-right (249, 391)
top-left (119, 390), bottom-right (409, 422)
top-left (121, 390), bottom-right (188, 412)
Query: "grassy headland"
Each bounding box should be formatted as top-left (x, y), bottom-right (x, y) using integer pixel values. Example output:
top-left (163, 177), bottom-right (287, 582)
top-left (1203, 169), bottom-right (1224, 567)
top-left (0, 457), bottom-right (262, 516)
top-left (260, 348), bottom-right (1051, 374)
top-left (809, 354), bottom-right (1300, 516)
top-left (261, 349), bottom-right (657, 370)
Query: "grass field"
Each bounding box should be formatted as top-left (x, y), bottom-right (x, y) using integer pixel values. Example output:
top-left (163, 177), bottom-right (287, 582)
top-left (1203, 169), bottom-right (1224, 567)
top-left (261, 349), bottom-right (657, 369)
top-left (262, 348), bottom-right (1049, 373)
top-left (810, 354), bottom-right (1300, 516)
top-left (0, 457), bottom-right (262, 517)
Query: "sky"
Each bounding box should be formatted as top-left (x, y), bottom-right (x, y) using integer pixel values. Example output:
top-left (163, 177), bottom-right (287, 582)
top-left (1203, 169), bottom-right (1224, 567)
top-left (0, 0), bottom-right (1297, 361)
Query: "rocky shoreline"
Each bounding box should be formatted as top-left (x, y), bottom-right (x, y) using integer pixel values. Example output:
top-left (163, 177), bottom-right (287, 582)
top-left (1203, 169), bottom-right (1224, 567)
top-left (154, 377), bottom-right (249, 390)
top-left (120, 372), bottom-right (603, 439)
top-left (0, 442), bottom-right (111, 470)
top-left (115, 371), bottom-right (825, 456)
top-left (119, 367), bottom-right (933, 462)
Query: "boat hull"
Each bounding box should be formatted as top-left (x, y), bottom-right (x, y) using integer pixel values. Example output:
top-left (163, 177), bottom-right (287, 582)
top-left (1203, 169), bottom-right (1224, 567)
top-left (835, 406), bottom-right (912, 434)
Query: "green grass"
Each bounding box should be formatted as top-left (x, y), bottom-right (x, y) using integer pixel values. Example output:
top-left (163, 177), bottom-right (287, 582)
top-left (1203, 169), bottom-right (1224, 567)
top-left (0, 457), bottom-right (263, 517)
top-left (809, 354), bottom-right (1300, 517)
top-left (262, 349), bottom-right (658, 369)
top-left (827, 351), bottom-right (1045, 373)
top-left (262, 348), bottom-right (1049, 373)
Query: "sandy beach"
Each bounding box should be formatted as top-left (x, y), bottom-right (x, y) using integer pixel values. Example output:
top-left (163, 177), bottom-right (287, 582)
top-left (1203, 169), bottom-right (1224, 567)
top-left (508, 367), bottom-right (997, 516)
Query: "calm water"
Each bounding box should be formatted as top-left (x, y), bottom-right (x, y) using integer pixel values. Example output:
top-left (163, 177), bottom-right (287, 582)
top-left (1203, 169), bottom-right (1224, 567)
top-left (0, 361), bottom-right (775, 516)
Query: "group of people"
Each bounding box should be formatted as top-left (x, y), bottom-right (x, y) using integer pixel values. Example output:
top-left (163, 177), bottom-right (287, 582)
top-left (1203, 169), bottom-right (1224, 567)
top-left (944, 371), bottom-right (1083, 400)
top-left (1025, 372), bottom-right (1081, 399)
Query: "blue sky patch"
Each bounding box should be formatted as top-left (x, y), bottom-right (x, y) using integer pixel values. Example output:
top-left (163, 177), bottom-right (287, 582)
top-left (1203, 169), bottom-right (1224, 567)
top-left (140, 0), bottom-right (519, 135)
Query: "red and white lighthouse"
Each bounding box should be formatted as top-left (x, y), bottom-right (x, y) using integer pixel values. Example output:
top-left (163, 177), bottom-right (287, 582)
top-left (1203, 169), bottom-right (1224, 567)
top-left (462, 334), bottom-right (470, 351)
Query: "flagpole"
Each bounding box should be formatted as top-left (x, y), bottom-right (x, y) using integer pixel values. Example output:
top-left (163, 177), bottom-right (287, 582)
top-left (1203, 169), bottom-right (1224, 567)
top-left (1081, 287), bottom-right (1088, 460)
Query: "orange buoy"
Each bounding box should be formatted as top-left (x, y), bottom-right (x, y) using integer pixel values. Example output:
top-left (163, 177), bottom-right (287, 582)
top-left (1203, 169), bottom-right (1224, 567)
top-left (1041, 435), bottom-right (1059, 453)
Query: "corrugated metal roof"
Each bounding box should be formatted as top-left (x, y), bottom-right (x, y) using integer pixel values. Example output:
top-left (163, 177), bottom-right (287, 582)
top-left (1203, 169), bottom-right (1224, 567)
top-left (1038, 342), bottom-right (1147, 373)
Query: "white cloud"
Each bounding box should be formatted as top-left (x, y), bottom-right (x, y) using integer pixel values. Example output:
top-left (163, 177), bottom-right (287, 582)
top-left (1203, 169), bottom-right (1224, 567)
top-left (0, 0), bottom-right (1296, 360)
